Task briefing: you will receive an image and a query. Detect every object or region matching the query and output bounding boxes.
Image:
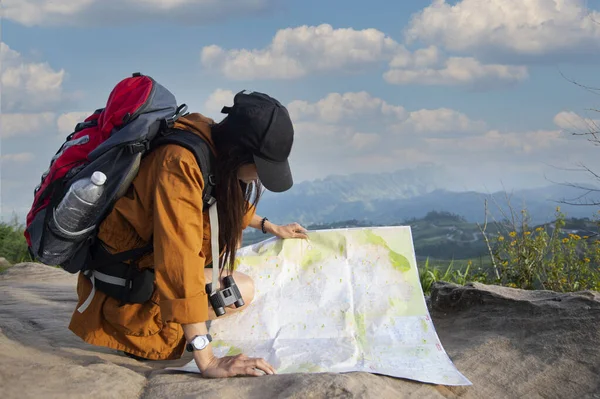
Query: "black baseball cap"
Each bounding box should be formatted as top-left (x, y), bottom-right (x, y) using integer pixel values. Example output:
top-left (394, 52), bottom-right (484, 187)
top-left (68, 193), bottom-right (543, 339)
top-left (221, 91), bottom-right (294, 192)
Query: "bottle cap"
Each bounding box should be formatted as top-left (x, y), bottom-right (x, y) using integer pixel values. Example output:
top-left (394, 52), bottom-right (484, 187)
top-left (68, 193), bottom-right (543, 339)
top-left (91, 171), bottom-right (107, 186)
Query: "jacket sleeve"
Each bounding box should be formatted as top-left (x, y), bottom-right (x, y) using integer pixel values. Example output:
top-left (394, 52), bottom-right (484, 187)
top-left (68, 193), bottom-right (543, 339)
top-left (152, 151), bottom-right (209, 325)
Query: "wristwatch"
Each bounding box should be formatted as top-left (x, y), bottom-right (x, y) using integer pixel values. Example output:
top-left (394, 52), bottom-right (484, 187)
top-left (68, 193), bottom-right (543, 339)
top-left (186, 334), bottom-right (213, 352)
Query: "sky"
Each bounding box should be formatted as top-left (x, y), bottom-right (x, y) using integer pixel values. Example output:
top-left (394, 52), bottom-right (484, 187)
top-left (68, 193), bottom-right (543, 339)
top-left (2, 0), bottom-right (600, 222)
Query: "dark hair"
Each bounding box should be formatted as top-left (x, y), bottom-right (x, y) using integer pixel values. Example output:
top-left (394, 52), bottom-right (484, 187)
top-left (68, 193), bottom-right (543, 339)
top-left (211, 120), bottom-right (263, 275)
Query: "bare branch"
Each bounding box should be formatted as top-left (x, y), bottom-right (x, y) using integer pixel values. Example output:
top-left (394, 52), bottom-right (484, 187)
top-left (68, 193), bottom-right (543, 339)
top-left (579, 163), bottom-right (600, 181)
top-left (558, 199), bottom-right (600, 206)
top-left (558, 69), bottom-right (600, 94)
top-left (554, 181), bottom-right (600, 193)
top-left (475, 199), bottom-right (500, 280)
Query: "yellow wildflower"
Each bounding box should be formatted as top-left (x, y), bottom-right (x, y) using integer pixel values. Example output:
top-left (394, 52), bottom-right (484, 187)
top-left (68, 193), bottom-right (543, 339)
top-left (536, 227), bottom-right (544, 232)
top-left (524, 231), bottom-right (531, 236)
top-left (584, 258), bottom-right (591, 263)
top-left (562, 238), bottom-right (569, 243)
top-left (509, 231), bottom-right (517, 237)
top-left (498, 236), bottom-right (505, 241)
top-left (511, 240), bottom-right (517, 246)
top-left (583, 236), bottom-right (589, 239)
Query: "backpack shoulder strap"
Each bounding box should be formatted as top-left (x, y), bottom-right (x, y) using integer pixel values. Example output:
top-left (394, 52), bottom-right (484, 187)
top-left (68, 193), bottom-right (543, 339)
top-left (150, 128), bottom-right (216, 208)
top-left (80, 128), bottom-right (220, 307)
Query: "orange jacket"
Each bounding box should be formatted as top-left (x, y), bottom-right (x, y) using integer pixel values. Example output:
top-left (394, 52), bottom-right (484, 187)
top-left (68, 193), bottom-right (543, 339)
top-left (68, 113), bottom-right (256, 360)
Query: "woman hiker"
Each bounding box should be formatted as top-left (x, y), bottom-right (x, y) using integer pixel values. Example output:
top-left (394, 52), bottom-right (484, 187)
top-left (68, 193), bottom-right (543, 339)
top-left (68, 91), bottom-right (308, 378)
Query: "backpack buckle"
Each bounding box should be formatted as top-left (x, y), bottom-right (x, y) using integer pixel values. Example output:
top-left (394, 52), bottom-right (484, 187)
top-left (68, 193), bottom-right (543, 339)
top-left (165, 104), bottom-right (189, 128)
top-left (74, 120), bottom-right (97, 133)
top-left (203, 194), bottom-right (216, 206)
top-left (127, 141), bottom-right (150, 154)
top-left (207, 174), bottom-right (216, 186)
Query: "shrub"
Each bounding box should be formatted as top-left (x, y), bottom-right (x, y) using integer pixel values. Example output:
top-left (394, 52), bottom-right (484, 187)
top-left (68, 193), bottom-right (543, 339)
top-left (420, 203), bottom-right (600, 294)
top-left (0, 217), bottom-right (32, 265)
top-left (485, 207), bottom-right (600, 292)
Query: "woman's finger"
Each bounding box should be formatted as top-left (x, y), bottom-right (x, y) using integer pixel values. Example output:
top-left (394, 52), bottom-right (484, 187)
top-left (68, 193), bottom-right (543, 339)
top-left (244, 366), bottom-right (264, 377)
top-left (247, 358), bottom-right (275, 375)
top-left (231, 366), bottom-right (262, 377)
top-left (256, 358), bottom-right (276, 375)
top-left (296, 231), bottom-right (309, 239)
top-left (294, 223), bottom-right (307, 232)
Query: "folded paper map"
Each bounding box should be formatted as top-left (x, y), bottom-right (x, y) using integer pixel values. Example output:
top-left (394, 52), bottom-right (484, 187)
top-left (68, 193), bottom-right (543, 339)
top-left (166, 226), bottom-right (471, 386)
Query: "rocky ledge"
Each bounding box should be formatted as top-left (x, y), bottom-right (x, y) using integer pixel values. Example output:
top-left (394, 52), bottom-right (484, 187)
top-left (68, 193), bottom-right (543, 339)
top-left (1, 263), bottom-right (598, 398)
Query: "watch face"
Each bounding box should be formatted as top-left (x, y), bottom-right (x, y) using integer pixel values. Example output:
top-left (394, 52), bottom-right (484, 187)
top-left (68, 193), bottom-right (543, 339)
top-left (193, 336), bottom-right (208, 350)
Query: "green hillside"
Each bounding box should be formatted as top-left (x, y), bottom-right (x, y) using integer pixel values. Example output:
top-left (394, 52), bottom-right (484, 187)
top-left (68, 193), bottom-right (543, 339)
top-left (242, 211), bottom-right (490, 259)
top-left (242, 210), bottom-right (599, 270)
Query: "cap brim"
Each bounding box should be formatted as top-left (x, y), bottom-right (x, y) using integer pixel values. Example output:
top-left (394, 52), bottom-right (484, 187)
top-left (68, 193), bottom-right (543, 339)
top-left (253, 154), bottom-right (293, 193)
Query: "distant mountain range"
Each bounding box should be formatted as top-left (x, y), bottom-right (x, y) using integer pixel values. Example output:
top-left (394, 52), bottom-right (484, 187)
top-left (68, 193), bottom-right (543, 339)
top-left (255, 168), bottom-right (600, 226)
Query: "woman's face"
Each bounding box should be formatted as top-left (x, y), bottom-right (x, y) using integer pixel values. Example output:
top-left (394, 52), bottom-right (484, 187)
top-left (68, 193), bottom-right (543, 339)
top-left (237, 163), bottom-right (259, 183)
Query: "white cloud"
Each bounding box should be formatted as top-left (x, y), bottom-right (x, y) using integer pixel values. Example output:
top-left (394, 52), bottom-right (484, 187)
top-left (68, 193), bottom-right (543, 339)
top-left (56, 112), bottom-right (93, 135)
top-left (201, 24), bottom-right (527, 89)
top-left (385, 54), bottom-right (528, 87)
top-left (265, 91), bottom-right (496, 180)
top-left (0, 43), bottom-right (86, 142)
top-left (252, 90), bottom-right (587, 186)
top-left (201, 24), bottom-right (401, 80)
top-left (393, 108), bottom-right (487, 134)
top-left (405, 0), bottom-right (600, 56)
top-left (1, 42), bottom-right (65, 112)
top-left (4, 0), bottom-right (272, 27)
top-left (203, 89), bottom-right (234, 117)
top-left (0, 152), bottom-right (35, 164)
top-left (388, 46), bottom-right (442, 69)
top-left (553, 111), bottom-right (600, 134)
top-left (288, 92), bottom-right (405, 123)
top-left (1, 113), bottom-right (56, 139)
top-left (287, 92), bottom-right (484, 136)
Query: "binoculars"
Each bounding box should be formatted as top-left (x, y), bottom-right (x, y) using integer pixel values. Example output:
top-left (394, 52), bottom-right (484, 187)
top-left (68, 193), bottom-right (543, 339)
top-left (206, 275), bottom-right (245, 317)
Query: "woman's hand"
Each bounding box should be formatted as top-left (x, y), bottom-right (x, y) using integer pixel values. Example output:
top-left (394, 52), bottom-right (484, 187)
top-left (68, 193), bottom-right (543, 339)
top-left (271, 222), bottom-right (309, 240)
top-left (199, 353), bottom-right (276, 378)
top-left (250, 215), bottom-right (309, 240)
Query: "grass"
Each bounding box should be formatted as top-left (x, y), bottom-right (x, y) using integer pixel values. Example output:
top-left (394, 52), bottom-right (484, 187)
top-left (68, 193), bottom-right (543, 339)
top-left (0, 217), bottom-right (32, 268)
top-left (418, 258), bottom-right (487, 296)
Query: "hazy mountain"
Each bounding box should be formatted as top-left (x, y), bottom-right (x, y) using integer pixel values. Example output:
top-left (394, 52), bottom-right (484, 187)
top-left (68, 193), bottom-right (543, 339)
top-left (254, 165), bottom-right (448, 222)
top-left (255, 169), bottom-right (600, 226)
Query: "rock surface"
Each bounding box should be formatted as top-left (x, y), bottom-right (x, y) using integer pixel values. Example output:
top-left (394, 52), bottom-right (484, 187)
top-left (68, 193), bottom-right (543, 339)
top-left (1, 263), bottom-right (599, 398)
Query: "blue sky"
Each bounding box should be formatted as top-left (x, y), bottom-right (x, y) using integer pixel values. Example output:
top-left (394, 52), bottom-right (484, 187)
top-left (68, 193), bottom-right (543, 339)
top-left (2, 0), bottom-right (600, 221)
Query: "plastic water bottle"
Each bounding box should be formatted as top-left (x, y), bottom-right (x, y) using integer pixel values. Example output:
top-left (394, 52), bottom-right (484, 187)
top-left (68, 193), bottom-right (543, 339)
top-left (52, 171), bottom-right (107, 237)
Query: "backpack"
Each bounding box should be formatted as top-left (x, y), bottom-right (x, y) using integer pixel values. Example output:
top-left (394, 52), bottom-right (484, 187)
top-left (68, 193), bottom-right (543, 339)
top-left (24, 72), bottom-right (216, 274)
